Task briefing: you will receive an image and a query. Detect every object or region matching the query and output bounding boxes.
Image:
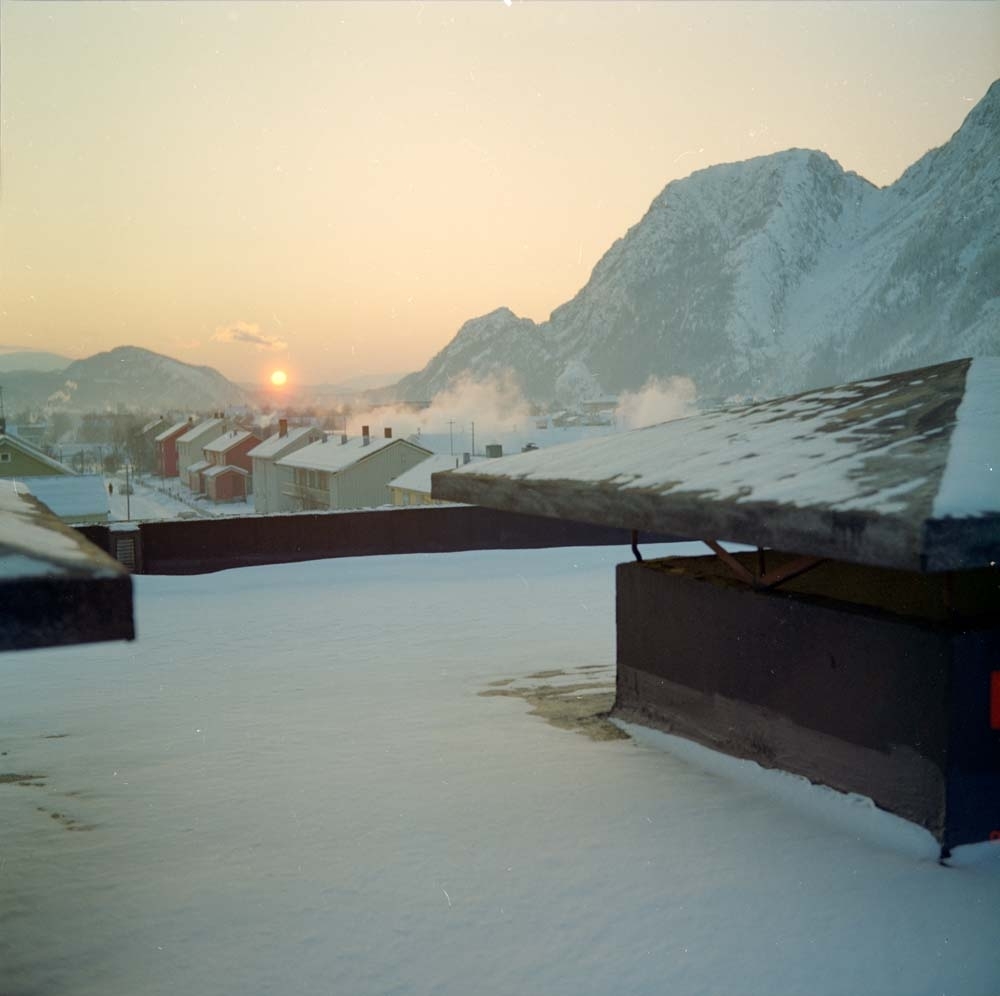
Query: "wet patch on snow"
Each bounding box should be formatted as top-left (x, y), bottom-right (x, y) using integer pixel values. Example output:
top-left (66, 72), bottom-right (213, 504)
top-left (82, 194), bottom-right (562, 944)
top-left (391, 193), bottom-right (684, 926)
top-left (479, 666), bottom-right (628, 741)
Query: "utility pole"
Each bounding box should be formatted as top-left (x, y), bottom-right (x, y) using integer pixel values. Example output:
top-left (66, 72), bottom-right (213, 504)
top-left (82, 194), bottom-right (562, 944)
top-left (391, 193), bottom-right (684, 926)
top-left (448, 420), bottom-right (455, 455)
top-left (471, 421), bottom-right (475, 457)
top-left (125, 462), bottom-right (131, 521)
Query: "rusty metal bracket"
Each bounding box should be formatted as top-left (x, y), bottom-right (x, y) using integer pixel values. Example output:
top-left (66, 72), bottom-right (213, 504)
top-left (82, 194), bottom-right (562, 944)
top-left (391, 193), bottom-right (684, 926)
top-left (703, 539), bottom-right (824, 590)
top-left (631, 529), bottom-right (644, 562)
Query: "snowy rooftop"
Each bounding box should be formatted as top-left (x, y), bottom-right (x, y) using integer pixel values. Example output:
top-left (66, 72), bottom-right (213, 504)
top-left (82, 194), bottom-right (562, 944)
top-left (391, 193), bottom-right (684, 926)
top-left (0, 483), bottom-right (132, 649)
top-left (153, 419), bottom-right (190, 443)
top-left (247, 425), bottom-right (319, 459)
top-left (388, 453), bottom-right (483, 494)
top-left (203, 429), bottom-right (254, 454)
top-left (278, 435), bottom-right (428, 473)
top-left (176, 417), bottom-right (225, 444)
top-left (15, 474), bottom-right (109, 522)
top-left (1, 545), bottom-right (996, 993)
top-left (203, 464), bottom-right (248, 478)
top-left (434, 358), bottom-right (1000, 572)
top-left (185, 459), bottom-right (212, 474)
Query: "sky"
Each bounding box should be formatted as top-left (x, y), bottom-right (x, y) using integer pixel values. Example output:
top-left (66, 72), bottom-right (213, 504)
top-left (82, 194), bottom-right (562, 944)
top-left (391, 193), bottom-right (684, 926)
top-left (1, 1), bottom-right (998, 388)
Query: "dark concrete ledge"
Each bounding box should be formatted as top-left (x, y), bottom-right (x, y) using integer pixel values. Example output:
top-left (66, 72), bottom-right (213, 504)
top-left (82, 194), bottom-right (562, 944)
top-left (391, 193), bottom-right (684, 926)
top-left (613, 555), bottom-right (1000, 849)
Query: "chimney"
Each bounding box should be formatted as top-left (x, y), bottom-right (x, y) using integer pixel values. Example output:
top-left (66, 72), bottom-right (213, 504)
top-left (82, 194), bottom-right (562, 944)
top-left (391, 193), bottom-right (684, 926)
top-left (384, 427), bottom-right (392, 439)
top-left (279, 418), bottom-right (288, 438)
top-left (462, 452), bottom-right (471, 465)
top-left (362, 425), bottom-right (370, 446)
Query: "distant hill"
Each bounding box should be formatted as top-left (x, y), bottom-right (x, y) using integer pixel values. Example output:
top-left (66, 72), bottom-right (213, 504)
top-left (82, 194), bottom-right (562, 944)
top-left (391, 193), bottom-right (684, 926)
top-left (393, 79), bottom-right (1000, 405)
top-left (3, 346), bottom-right (252, 413)
top-left (0, 350), bottom-right (71, 373)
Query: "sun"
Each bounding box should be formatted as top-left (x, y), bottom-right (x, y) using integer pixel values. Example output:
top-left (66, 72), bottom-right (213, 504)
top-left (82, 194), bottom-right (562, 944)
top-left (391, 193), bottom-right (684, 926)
top-left (270, 369), bottom-right (288, 387)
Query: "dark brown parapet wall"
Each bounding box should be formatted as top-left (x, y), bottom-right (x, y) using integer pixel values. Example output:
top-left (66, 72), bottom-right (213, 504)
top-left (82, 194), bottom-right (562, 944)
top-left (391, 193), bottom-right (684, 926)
top-left (613, 553), bottom-right (1000, 850)
top-left (76, 506), bottom-right (678, 576)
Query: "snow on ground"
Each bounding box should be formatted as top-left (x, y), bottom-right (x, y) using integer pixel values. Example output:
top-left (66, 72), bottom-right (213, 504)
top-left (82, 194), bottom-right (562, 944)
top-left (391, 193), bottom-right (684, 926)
top-left (106, 474), bottom-right (255, 522)
top-left (2, 544), bottom-right (999, 996)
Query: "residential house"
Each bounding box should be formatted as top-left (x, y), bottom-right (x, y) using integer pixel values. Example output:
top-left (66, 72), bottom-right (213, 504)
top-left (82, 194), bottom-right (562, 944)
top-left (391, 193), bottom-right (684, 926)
top-left (199, 429), bottom-right (260, 503)
top-left (176, 418), bottom-right (227, 489)
top-left (248, 420), bottom-right (323, 514)
top-left (0, 427), bottom-right (74, 478)
top-left (155, 419), bottom-right (193, 478)
top-left (202, 465), bottom-right (250, 504)
top-left (276, 427), bottom-right (431, 512)
top-left (388, 453), bottom-right (480, 506)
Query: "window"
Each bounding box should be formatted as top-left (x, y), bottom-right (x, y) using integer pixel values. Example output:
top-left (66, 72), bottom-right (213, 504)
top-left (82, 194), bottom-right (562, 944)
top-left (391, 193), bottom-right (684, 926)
top-left (0, 452), bottom-right (11, 463)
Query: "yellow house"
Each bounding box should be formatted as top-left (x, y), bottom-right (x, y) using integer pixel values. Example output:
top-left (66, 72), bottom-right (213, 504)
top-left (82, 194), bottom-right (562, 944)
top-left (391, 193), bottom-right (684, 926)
top-left (388, 453), bottom-right (478, 506)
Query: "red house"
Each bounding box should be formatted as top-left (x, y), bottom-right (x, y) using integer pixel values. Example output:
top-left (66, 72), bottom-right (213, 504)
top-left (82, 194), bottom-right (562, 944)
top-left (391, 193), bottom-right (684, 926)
top-left (202, 429), bottom-right (260, 474)
top-left (203, 465), bottom-right (250, 503)
top-left (155, 419), bottom-right (193, 478)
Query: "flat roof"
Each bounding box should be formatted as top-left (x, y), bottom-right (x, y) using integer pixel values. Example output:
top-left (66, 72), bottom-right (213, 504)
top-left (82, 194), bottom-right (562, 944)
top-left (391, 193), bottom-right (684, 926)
top-left (0, 484), bottom-right (133, 650)
top-left (432, 358), bottom-right (1000, 572)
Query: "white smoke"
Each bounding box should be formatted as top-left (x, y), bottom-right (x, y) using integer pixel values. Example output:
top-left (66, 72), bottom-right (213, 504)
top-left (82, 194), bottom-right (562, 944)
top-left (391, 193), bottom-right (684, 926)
top-left (615, 376), bottom-right (697, 430)
top-left (349, 371), bottom-right (532, 441)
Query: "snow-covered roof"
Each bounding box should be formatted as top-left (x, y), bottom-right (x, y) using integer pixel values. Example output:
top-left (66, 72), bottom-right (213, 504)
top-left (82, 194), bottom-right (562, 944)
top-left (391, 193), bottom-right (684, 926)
top-left (388, 454), bottom-right (483, 495)
top-left (15, 475), bottom-right (109, 522)
top-left (433, 358), bottom-right (1000, 572)
top-left (247, 425), bottom-right (320, 459)
top-left (0, 480), bottom-right (130, 650)
top-left (186, 460), bottom-right (212, 474)
top-left (0, 431), bottom-right (75, 474)
top-left (203, 464), bottom-right (248, 479)
top-left (177, 418), bottom-right (225, 444)
top-left (154, 419), bottom-right (191, 443)
top-left (203, 429), bottom-right (254, 454)
top-left (277, 435), bottom-right (429, 473)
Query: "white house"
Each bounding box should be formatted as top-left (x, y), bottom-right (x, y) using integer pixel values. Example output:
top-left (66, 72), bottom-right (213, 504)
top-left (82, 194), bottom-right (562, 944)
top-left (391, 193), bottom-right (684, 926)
top-left (276, 429), bottom-right (431, 512)
top-left (247, 421), bottom-right (323, 514)
top-left (176, 418), bottom-right (227, 489)
top-left (387, 453), bottom-right (481, 506)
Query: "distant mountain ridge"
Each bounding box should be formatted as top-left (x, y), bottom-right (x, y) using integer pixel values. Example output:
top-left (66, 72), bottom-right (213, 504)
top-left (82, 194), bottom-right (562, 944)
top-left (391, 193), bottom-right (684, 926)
top-left (394, 79), bottom-right (1000, 404)
top-left (3, 346), bottom-right (252, 413)
top-left (0, 350), bottom-right (72, 373)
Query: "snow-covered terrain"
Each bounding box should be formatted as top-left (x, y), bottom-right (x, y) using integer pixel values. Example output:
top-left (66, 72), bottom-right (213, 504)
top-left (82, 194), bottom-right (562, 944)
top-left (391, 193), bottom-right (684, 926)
top-left (395, 80), bottom-right (1000, 405)
top-left (2, 545), bottom-right (998, 996)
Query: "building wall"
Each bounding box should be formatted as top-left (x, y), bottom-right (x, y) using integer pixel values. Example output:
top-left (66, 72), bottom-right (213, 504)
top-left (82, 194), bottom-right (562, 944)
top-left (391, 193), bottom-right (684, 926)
top-left (177, 425), bottom-right (227, 486)
top-left (206, 471), bottom-right (246, 503)
top-left (0, 442), bottom-right (66, 478)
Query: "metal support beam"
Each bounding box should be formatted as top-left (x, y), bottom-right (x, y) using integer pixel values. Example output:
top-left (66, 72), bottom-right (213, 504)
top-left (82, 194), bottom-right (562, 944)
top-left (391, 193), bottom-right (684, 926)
top-left (702, 539), bottom-right (824, 590)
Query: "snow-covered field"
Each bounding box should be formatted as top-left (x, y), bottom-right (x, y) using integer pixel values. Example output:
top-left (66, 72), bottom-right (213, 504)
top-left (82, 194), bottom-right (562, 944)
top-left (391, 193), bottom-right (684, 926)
top-left (2, 544), bottom-right (999, 996)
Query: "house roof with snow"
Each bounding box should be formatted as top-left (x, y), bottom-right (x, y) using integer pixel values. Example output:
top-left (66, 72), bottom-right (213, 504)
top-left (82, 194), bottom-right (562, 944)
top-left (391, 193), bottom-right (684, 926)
top-left (432, 358), bottom-right (1000, 573)
top-left (14, 475), bottom-right (109, 523)
top-left (186, 460), bottom-right (212, 475)
top-left (388, 454), bottom-right (484, 495)
top-left (177, 418), bottom-right (225, 445)
top-left (203, 429), bottom-right (254, 454)
top-left (277, 435), bottom-right (430, 473)
top-left (0, 483), bottom-right (132, 650)
top-left (247, 425), bottom-right (320, 459)
top-left (154, 419), bottom-right (192, 443)
top-left (203, 465), bottom-right (248, 479)
top-left (0, 431), bottom-right (76, 475)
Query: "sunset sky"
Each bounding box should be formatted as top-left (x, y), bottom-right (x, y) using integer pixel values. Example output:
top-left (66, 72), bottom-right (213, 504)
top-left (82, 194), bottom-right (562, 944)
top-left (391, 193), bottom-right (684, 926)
top-left (1, 1), bottom-right (998, 387)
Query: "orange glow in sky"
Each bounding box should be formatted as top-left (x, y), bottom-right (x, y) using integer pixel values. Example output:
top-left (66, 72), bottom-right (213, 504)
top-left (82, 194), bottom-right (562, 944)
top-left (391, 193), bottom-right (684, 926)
top-left (0, 2), bottom-right (997, 385)
top-left (270, 370), bottom-right (288, 388)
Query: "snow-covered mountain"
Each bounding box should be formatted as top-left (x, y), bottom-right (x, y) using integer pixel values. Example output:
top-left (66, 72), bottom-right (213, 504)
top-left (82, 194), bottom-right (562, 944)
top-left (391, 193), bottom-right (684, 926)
top-left (395, 79), bottom-right (1000, 405)
top-left (7, 346), bottom-right (252, 412)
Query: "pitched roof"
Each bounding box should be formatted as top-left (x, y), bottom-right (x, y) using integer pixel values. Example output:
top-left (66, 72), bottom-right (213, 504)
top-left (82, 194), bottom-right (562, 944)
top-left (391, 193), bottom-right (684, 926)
top-left (277, 435), bottom-right (430, 473)
top-left (177, 418), bottom-right (225, 444)
top-left (432, 358), bottom-right (1000, 573)
top-left (203, 430), bottom-right (254, 454)
top-left (203, 465), bottom-right (249, 479)
top-left (248, 425), bottom-right (320, 459)
top-left (0, 431), bottom-right (75, 474)
top-left (154, 419), bottom-right (192, 443)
